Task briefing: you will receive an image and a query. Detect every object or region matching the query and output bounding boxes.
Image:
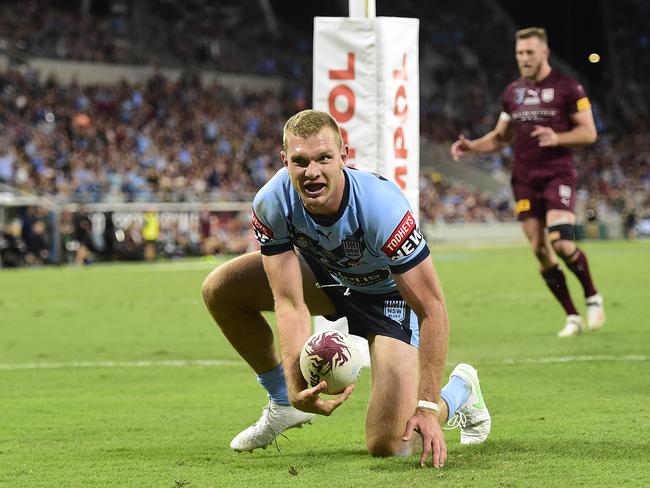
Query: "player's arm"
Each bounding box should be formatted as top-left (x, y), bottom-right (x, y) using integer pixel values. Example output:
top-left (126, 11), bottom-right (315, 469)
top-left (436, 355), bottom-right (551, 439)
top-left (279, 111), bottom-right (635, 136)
top-left (394, 256), bottom-right (449, 468)
top-left (451, 115), bottom-right (512, 160)
top-left (262, 249), bottom-right (310, 395)
top-left (531, 108), bottom-right (597, 147)
top-left (262, 250), bottom-right (354, 415)
top-left (394, 258), bottom-right (449, 409)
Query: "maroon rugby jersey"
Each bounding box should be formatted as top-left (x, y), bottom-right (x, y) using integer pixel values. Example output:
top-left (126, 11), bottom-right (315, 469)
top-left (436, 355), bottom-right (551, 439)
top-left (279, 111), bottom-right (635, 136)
top-left (501, 70), bottom-right (591, 178)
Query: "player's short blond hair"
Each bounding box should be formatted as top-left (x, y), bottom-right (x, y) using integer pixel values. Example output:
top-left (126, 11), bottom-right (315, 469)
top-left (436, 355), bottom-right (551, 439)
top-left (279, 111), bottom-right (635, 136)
top-left (282, 110), bottom-right (342, 151)
top-left (516, 27), bottom-right (548, 45)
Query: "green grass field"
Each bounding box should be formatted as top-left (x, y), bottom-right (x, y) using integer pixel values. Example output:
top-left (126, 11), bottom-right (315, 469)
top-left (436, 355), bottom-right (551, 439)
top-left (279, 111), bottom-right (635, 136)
top-left (1, 240), bottom-right (649, 487)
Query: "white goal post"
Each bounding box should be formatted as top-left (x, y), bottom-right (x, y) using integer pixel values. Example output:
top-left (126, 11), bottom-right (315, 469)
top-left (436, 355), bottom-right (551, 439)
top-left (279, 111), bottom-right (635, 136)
top-left (312, 0), bottom-right (420, 367)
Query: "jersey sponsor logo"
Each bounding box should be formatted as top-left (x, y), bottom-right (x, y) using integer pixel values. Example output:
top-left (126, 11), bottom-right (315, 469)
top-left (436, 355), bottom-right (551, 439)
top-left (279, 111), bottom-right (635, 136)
top-left (576, 97), bottom-right (591, 111)
top-left (515, 199), bottom-right (531, 215)
top-left (316, 229), bottom-right (333, 241)
top-left (381, 211), bottom-right (423, 260)
top-left (523, 88), bottom-right (541, 105)
top-left (559, 184), bottom-right (572, 206)
top-left (541, 88), bottom-right (555, 103)
top-left (511, 109), bottom-right (558, 122)
top-left (514, 88), bottom-right (526, 104)
top-left (329, 268), bottom-right (390, 287)
top-left (252, 211), bottom-right (273, 244)
top-left (384, 299), bottom-right (406, 323)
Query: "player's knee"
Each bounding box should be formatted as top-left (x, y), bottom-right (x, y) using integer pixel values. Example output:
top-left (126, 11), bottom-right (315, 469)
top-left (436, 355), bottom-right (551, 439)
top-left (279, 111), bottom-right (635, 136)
top-left (529, 236), bottom-right (554, 265)
top-left (532, 244), bottom-right (550, 262)
top-left (201, 266), bottom-right (233, 310)
top-left (547, 223), bottom-right (577, 259)
top-left (548, 223), bottom-right (575, 244)
top-left (367, 436), bottom-right (411, 458)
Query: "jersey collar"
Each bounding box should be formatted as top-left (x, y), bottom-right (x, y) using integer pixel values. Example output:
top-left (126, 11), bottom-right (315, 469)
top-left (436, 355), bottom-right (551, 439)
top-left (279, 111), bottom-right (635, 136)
top-left (307, 168), bottom-right (350, 226)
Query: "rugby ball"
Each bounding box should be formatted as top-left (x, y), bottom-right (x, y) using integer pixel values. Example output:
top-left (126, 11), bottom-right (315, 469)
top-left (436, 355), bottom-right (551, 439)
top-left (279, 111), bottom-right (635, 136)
top-left (299, 330), bottom-right (363, 394)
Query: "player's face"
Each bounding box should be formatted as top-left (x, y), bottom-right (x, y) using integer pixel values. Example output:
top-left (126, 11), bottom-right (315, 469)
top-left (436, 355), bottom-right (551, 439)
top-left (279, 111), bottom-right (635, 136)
top-left (516, 37), bottom-right (549, 80)
top-left (281, 127), bottom-right (348, 216)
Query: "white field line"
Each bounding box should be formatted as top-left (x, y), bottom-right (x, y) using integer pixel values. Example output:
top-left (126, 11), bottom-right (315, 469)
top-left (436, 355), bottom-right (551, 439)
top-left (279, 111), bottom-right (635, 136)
top-left (0, 359), bottom-right (242, 371)
top-left (500, 354), bottom-right (648, 365)
top-left (102, 262), bottom-right (218, 272)
top-left (0, 355), bottom-right (646, 371)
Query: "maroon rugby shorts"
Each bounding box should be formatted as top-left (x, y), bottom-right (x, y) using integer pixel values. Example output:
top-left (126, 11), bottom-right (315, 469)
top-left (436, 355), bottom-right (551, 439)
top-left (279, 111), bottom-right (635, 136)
top-left (511, 171), bottom-right (577, 221)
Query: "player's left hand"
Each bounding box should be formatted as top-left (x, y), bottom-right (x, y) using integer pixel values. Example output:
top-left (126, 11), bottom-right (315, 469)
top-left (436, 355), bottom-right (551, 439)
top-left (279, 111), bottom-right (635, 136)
top-left (402, 409), bottom-right (447, 468)
top-left (291, 381), bottom-right (355, 416)
top-left (531, 125), bottom-right (559, 147)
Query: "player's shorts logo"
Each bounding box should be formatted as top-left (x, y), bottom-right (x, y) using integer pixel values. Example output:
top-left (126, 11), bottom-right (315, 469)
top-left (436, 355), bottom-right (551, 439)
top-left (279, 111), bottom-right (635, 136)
top-left (541, 88), bottom-right (555, 103)
top-left (515, 199), bottom-right (531, 215)
top-left (559, 185), bottom-right (572, 206)
top-left (384, 300), bottom-right (406, 323)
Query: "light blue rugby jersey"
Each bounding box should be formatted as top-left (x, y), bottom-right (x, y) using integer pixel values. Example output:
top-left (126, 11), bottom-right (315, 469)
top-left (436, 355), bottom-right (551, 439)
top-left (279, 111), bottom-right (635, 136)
top-left (252, 167), bottom-right (430, 295)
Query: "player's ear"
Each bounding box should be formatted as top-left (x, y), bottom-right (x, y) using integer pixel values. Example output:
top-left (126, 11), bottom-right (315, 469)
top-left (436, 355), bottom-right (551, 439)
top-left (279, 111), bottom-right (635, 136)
top-left (280, 150), bottom-right (289, 168)
top-left (339, 144), bottom-right (349, 165)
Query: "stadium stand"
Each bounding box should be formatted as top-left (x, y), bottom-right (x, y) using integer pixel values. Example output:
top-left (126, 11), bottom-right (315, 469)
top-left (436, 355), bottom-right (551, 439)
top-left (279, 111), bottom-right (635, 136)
top-left (0, 0), bottom-right (648, 266)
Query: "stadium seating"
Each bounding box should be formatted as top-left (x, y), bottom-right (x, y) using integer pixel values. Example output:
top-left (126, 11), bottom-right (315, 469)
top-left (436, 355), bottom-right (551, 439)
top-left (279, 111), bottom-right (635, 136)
top-left (0, 0), bottom-right (648, 266)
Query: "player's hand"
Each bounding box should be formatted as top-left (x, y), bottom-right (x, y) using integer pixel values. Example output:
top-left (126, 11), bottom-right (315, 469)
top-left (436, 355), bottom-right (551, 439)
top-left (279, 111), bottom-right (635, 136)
top-left (291, 381), bottom-right (355, 416)
top-left (402, 409), bottom-right (447, 468)
top-left (450, 134), bottom-right (473, 161)
top-left (531, 125), bottom-right (559, 147)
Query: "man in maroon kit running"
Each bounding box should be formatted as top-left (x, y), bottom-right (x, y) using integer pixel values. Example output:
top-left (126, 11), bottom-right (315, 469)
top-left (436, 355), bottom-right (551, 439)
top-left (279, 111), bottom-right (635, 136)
top-left (451, 27), bottom-right (605, 337)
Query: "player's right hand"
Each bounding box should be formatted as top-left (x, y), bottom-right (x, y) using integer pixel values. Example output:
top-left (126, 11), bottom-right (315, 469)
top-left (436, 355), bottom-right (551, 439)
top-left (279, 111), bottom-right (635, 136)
top-left (450, 134), bottom-right (473, 161)
top-left (402, 409), bottom-right (447, 468)
top-left (291, 381), bottom-right (355, 416)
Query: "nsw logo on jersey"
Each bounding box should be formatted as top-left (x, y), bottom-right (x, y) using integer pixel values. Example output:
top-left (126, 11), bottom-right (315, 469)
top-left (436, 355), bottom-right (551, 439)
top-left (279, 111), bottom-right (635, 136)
top-left (252, 210), bottom-right (273, 244)
top-left (381, 211), bottom-right (423, 260)
top-left (342, 236), bottom-right (363, 259)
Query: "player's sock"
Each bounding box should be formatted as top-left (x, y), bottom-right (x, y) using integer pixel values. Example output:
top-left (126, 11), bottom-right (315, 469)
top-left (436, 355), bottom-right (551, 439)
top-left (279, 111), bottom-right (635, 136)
top-left (541, 265), bottom-right (579, 315)
top-left (256, 363), bottom-right (290, 406)
top-left (440, 375), bottom-right (471, 422)
top-left (564, 249), bottom-right (597, 297)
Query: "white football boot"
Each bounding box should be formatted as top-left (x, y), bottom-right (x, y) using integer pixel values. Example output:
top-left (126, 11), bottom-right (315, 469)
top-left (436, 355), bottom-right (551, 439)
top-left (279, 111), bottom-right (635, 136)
top-left (586, 293), bottom-right (605, 331)
top-left (557, 314), bottom-right (585, 338)
top-left (446, 363), bottom-right (491, 445)
top-left (230, 400), bottom-right (315, 452)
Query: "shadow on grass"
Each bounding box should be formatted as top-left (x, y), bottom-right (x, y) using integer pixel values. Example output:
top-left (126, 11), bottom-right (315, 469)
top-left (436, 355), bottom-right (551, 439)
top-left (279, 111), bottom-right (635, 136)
top-left (363, 436), bottom-right (650, 473)
top-left (97, 436), bottom-right (649, 474)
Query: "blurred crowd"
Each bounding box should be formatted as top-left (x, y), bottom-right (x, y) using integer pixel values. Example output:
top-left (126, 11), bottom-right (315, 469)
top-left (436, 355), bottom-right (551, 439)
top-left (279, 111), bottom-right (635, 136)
top-left (1, 0), bottom-right (649, 267)
top-left (0, 0), bottom-right (311, 78)
top-left (0, 205), bottom-right (256, 267)
top-left (419, 173), bottom-right (513, 224)
top-left (607, 0), bottom-right (650, 133)
top-left (0, 69), bottom-right (298, 202)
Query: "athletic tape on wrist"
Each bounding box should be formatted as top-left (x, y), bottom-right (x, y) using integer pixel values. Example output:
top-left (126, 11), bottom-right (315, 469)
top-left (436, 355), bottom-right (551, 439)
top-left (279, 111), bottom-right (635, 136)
top-left (417, 400), bottom-right (440, 412)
